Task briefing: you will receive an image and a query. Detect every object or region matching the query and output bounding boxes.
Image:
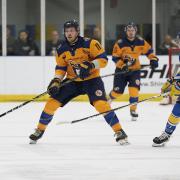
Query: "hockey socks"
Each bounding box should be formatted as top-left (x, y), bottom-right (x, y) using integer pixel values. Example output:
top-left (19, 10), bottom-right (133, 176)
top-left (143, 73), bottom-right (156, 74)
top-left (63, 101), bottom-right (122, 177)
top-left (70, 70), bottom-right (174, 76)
top-left (165, 102), bottom-right (180, 135)
top-left (165, 121), bottom-right (177, 135)
top-left (93, 100), bottom-right (122, 132)
top-left (38, 111), bottom-right (53, 131)
top-left (104, 111), bottom-right (122, 132)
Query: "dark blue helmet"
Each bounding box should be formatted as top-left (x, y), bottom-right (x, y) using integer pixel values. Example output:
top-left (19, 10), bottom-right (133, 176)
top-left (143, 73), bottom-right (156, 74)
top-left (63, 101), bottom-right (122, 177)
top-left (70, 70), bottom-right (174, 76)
top-left (63, 20), bottom-right (79, 32)
top-left (124, 22), bottom-right (137, 32)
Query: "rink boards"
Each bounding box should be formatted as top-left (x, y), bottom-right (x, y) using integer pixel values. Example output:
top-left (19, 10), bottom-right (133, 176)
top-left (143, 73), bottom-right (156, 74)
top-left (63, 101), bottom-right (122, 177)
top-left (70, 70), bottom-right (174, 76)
top-left (0, 55), bottom-right (173, 101)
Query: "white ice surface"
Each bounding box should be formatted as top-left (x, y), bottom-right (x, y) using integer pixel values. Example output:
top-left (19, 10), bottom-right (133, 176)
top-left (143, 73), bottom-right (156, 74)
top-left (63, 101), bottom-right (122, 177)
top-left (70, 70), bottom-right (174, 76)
top-left (0, 102), bottom-right (180, 180)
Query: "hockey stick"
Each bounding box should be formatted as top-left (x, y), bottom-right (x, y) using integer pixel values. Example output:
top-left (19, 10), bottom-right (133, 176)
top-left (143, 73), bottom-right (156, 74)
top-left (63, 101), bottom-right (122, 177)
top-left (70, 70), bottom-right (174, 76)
top-left (100, 64), bottom-right (150, 79)
top-left (0, 76), bottom-right (78, 118)
top-left (56, 92), bottom-right (168, 125)
top-left (0, 64), bottom-right (150, 118)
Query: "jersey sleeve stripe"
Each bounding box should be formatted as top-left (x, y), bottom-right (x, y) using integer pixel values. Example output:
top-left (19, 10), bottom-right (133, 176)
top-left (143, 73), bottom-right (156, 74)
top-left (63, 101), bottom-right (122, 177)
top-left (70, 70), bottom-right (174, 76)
top-left (55, 65), bottom-right (67, 71)
top-left (145, 48), bottom-right (153, 56)
top-left (94, 52), bottom-right (108, 61)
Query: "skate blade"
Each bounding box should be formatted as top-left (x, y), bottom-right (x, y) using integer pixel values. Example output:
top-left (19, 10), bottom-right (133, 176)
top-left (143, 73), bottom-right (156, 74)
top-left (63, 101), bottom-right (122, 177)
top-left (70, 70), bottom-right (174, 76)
top-left (118, 138), bottom-right (130, 145)
top-left (29, 140), bottom-right (37, 144)
top-left (152, 143), bottom-right (165, 147)
top-left (160, 103), bottom-right (170, 106)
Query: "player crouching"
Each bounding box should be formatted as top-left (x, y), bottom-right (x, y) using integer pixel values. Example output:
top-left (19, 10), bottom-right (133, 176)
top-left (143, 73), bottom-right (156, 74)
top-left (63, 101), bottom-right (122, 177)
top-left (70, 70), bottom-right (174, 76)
top-left (29, 20), bottom-right (128, 145)
top-left (153, 73), bottom-right (180, 147)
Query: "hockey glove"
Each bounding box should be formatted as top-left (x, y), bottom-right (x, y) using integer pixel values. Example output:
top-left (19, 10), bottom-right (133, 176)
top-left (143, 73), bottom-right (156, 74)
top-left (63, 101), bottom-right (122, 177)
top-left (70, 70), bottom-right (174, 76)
top-left (79, 61), bottom-right (95, 80)
top-left (170, 81), bottom-right (180, 96)
top-left (150, 58), bottom-right (159, 69)
top-left (161, 78), bottom-right (173, 94)
top-left (47, 78), bottom-right (61, 96)
top-left (120, 56), bottom-right (136, 72)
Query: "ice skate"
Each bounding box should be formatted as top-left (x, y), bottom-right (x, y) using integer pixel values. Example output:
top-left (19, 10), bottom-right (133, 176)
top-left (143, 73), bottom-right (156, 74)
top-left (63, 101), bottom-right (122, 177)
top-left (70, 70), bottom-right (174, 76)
top-left (29, 129), bottom-right (45, 144)
top-left (160, 96), bottom-right (171, 105)
top-left (152, 131), bottom-right (170, 147)
top-left (114, 129), bottom-right (129, 145)
top-left (130, 110), bottom-right (138, 121)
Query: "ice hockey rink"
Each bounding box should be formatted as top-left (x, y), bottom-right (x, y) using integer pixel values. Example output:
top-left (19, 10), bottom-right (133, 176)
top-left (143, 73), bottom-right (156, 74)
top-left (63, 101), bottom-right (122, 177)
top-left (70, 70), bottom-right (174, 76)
top-left (0, 101), bottom-right (180, 180)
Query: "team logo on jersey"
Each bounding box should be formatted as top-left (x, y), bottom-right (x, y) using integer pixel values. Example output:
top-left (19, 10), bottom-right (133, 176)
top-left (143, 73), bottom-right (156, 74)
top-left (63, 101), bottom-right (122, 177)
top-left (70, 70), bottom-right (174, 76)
top-left (69, 60), bottom-right (79, 69)
top-left (95, 90), bottom-right (103, 96)
top-left (135, 79), bottom-right (140, 85)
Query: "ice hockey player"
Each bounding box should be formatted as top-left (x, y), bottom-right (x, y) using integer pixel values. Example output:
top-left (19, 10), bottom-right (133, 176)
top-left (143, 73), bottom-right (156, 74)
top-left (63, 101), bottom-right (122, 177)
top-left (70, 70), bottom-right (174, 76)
top-left (29, 20), bottom-right (128, 145)
top-left (108, 22), bottom-right (159, 121)
top-left (153, 72), bottom-right (180, 147)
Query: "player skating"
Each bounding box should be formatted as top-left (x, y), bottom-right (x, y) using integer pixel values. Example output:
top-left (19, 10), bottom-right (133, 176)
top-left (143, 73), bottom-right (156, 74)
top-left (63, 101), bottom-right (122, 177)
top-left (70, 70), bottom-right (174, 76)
top-left (29, 20), bottom-right (128, 145)
top-left (153, 72), bottom-right (180, 147)
top-left (109, 22), bottom-right (159, 121)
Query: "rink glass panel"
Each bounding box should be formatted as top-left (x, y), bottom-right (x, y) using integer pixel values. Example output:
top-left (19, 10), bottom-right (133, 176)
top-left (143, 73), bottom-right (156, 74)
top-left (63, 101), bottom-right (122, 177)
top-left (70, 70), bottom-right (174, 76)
top-left (84, 0), bottom-right (101, 43)
top-left (156, 0), bottom-right (180, 55)
top-left (7, 0), bottom-right (40, 55)
top-left (46, 0), bottom-right (79, 55)
top-left (104, 0), bottom-right (152, 55)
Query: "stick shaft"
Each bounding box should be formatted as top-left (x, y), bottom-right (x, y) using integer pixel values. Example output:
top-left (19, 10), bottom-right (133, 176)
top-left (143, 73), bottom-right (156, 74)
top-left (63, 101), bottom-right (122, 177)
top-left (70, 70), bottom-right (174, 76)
top-left (0, 77), bottom-right (78, 118)
top-left (101, 65), bottom-right (150, 79)
top-left (0, 65), bottom-right (150, 118)
top-left (69, 93), bottom-right (164, 124)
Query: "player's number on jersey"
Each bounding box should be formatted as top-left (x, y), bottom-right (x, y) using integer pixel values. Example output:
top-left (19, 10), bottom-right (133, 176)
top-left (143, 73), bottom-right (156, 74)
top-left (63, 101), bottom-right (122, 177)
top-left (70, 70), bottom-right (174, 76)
top-left (95, 43), bottom-right (101, 50)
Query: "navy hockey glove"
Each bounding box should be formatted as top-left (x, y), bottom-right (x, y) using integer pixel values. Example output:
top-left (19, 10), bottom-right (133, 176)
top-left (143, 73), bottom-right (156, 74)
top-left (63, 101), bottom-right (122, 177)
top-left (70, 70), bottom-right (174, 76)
top-left (150, 58), bottom-right (159, 69)
top-left (79, 61), bottom-right (95, 80)
top-left (47, 78), bottom-right (61, 96)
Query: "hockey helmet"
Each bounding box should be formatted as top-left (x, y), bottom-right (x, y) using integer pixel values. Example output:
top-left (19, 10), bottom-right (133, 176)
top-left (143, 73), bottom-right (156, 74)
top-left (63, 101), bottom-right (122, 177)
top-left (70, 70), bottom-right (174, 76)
top-left (124, 22), bottom-right (137, 32)
top-left (63, 20), bottom-right (79, 32)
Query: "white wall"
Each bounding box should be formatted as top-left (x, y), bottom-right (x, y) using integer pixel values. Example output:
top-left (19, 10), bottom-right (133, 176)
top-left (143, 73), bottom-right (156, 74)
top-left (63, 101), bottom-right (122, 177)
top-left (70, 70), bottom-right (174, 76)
top-left (0, 55), bottom-right (173, 95)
